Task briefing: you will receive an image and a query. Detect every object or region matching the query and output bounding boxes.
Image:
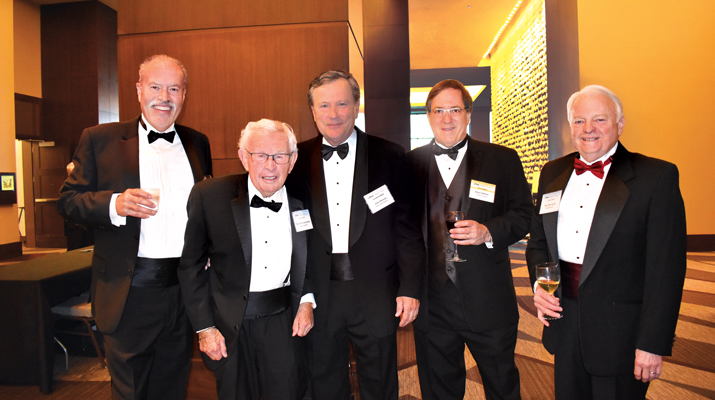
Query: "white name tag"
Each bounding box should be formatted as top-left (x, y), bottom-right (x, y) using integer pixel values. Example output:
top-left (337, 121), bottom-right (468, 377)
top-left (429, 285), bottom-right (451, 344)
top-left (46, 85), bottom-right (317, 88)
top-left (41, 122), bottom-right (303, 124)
top-left (291, 210), bottom-right (313, 232)
top-left (469, 180), bottom-right (496, 203)
top-left (363, 185), bottom-right (395, 214)
top-left (539, 191), bottom-right (562, 214)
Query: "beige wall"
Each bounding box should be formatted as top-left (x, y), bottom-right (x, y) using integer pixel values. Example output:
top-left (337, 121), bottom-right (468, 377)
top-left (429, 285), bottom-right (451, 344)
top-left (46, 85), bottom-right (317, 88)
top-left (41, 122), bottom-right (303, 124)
top-left (578, 0), bottom-right (715, 235)
top-left (13, 0), bottom-right (40, 97)
top-left (1, 0), bottom-right (20, 246)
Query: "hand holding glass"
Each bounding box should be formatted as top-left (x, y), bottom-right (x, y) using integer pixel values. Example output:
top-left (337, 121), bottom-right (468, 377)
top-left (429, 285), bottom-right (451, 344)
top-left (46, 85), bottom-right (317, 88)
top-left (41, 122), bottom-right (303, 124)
top-left (535, 262), bottom-right (561, 320)
top-left (445, 211), bottom-right (467, 262)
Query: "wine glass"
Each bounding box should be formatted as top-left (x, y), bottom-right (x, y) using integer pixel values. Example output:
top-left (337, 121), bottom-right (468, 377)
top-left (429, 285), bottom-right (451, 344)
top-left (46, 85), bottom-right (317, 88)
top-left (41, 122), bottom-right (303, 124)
top-left (535, 262), bottom-right (561, 320)
top-left (445, 211), bottom-right (467, 262)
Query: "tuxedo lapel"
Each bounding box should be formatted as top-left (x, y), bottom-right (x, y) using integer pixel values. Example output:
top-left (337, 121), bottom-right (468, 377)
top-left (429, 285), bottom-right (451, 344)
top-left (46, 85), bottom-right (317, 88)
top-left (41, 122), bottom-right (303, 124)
top-left (349, 129), bottom-right (368, 248)
top-left (231, 176), bottom-right (253, 270)
top-left (463, 138), bottom-right (483, 215)
top-left (309, 138), bottom-right (332, 247)
top-left (119, 117), bottom-right (140, 190)
top-left (580, 145), bottom-right (632, 285)
top-left (288, 194), bottom-right (307, 303)
top-left (544, 155), bottom-right (577, 263)
top-left (176, 126), bottom-right (204, 183)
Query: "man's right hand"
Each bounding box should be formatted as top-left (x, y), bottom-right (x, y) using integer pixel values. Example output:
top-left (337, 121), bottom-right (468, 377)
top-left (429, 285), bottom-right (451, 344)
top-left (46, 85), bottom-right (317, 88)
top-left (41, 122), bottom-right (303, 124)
top-left (533, 286), bottom-right (562, 326)
top-left (198, 328), bottom-right (227, 361)
top-left (115, 188), bottom-right (157, 218)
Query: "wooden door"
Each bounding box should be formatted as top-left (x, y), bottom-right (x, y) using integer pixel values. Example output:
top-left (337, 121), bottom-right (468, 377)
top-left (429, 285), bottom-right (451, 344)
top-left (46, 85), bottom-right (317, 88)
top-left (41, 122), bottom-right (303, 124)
top-left (31, 142), bottom-right (69, 248)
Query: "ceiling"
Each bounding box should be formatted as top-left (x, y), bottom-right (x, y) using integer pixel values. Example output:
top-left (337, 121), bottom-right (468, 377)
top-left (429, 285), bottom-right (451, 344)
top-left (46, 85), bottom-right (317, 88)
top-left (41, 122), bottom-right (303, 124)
top-left (409, 0), bottom-right (519, 70)
top-left (28, 0), bottom-right (517, 71)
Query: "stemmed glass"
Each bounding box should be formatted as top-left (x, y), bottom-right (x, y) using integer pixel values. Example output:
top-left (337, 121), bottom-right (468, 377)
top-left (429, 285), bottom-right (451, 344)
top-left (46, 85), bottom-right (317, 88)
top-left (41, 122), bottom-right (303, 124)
top-left (535, 262), bottom-right (561, 320)
top-left (445, 211), bottom-right (467, 262)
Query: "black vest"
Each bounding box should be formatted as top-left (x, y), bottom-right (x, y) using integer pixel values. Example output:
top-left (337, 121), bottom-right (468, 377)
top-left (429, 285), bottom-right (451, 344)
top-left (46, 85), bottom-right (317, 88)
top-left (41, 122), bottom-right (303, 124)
top-left (426, 155), bottom-right (468, 291)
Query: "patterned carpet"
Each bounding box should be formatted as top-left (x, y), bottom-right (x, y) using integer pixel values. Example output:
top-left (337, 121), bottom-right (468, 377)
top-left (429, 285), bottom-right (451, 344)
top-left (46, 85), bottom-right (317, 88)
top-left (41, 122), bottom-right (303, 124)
top-left (1, 245), bottom-right (713, 399)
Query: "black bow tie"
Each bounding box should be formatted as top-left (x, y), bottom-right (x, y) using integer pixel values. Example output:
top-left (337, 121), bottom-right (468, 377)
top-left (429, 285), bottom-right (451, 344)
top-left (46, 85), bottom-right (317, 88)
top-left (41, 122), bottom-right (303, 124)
top-left (431, 138), bottom-right (467, 160)
top-left (250, 195), bottom-right (282, 212)
top-left (148, 130), bottom-right (176, 144)
top-left (322, 143), bottom-right (349, 161)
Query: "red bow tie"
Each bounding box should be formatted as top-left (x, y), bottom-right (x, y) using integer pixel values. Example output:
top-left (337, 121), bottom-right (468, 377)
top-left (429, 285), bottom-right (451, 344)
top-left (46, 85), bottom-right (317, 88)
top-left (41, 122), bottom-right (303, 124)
top-left (574, 157), bottom-right (612, 179)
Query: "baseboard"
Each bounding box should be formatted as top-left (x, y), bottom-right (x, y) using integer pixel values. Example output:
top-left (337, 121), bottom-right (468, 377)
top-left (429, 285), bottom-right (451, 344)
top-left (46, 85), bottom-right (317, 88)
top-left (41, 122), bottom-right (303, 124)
top-left (0, 241), bottom-right (23, 261)
top-left (687, 235), bottom-right (715, 252)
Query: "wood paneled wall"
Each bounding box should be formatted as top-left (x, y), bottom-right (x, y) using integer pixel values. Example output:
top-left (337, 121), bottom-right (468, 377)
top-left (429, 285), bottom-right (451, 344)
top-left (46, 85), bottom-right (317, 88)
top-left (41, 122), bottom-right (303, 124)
top-left (118, 23), bottom-right (350, 178)
top-left (118, 0), bottom-right (348, 35)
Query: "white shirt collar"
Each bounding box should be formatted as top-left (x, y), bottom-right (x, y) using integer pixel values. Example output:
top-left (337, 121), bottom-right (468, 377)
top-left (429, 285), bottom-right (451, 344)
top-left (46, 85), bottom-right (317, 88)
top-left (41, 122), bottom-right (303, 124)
top-left (579, 142), bottom-right (618, 165)
top-left (247, 174), bottom-right (285, 203)
top-left (322, 128), bottom-right (357, 152)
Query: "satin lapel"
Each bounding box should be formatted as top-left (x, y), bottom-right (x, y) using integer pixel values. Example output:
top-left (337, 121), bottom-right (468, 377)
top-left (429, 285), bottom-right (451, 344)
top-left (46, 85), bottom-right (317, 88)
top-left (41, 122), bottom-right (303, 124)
top-left (543, 159), bottom-right (576, 263)
top-left (288, 194), bottom-right (307, 299)
top-left (176, 126), bottom-right (203, 183)
top-left (580, 146), bottom-right (632, 285)
top-left (309, 139), bottom-right (332, 247)
top-left (463, 138), bottom-right (483, 215)
top-left (119, 117), bottom-right (140, 189)
top-left (349, 129), bottom-right (368, 248)
top-left (231, 176), bottom-right (253, 270)
top-left (419, 148), bottom-right (432, 242)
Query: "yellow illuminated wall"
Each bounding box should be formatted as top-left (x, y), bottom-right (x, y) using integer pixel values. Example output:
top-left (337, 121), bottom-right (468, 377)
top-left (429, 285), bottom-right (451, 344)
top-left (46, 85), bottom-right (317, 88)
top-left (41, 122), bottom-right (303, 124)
top-left (578, 0), bottom-right (715, 235)
top-left (491, 0), bottom-right (548, 186)
top-left (1, 0), bottom-right (20, 247)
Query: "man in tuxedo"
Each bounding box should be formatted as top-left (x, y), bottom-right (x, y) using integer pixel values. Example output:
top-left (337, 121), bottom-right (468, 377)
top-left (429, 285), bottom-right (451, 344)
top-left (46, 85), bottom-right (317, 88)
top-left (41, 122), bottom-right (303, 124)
top-left (526, 85), bottom-right (687, 399)
top-left (406, 79), bottom-right (531, 400)
top-left (178, 119), bottom-right (313, 399)
top-left (286, 70), bottom-right (424, 399)
top-left (57, 54), bottom-right (212, 399)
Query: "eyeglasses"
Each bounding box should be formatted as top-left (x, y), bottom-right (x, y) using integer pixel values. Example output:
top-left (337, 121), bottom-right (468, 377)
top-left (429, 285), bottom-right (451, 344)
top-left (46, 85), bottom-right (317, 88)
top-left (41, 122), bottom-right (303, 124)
top-left (247, 151), bottom-right (293, 165)
top-left (431, 107), bottom-right (467, 118)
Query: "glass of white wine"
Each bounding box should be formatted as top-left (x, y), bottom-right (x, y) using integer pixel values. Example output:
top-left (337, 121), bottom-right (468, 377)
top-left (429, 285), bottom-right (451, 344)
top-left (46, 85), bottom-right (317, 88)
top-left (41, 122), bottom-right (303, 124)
top-left (535, 262), bottom-right (561, 320)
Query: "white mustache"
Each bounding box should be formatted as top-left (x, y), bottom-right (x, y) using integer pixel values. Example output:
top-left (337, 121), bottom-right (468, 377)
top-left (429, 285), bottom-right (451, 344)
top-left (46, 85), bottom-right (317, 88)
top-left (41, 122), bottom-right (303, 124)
top-left (150, 100), bottom-right (174, 110)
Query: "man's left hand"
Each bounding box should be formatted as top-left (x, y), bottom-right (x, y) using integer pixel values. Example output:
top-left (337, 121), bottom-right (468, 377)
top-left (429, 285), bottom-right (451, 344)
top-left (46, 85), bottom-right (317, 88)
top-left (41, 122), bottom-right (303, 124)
top-left (452, 220), bottom-right (491, 246)
top-left (395, 296), bottom-right (420, 327)
top-left (634, 349), bottom-right (663, 382)
top-left (292, 302), bottom-right (314, 337)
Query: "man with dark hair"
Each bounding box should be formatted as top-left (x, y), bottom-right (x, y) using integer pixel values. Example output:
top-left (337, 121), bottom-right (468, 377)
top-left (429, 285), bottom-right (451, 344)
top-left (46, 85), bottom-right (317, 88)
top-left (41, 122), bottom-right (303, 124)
top-left (57, 54), bottom-right (212, 399)
top-left (527, 85), bottom-right (686, 399)
top-left (406, 79), bottom-right (531, 400)
top-left (287, 70), bottom-right (424, 399)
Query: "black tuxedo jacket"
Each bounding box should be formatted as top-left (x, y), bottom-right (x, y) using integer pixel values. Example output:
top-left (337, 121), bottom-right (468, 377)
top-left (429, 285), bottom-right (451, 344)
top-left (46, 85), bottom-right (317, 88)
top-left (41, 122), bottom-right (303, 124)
top-left (406, 137), bottom-right (532, 332)
top-left (177, 174), bottom-right (307, 369)
top-left (526, 143), bottom-right (687, 375)
top-left (57, 116), bottom-right (212, 334)
top-left (286, 128), bottom-right (424, 338)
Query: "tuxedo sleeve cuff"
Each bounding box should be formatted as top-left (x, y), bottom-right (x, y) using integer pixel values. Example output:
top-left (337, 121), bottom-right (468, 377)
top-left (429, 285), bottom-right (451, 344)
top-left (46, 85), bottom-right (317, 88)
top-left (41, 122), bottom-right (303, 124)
top-left (300, 293), bottom-right (316, 309)
top-left (109, 193), bottom-right (126, 227)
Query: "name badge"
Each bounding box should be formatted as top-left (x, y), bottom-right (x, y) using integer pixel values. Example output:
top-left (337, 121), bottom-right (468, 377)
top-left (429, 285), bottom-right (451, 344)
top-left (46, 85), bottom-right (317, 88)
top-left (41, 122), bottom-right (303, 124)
top-left (539, 191), bottom-right (562, 214)
top-left (292, 210), bottom-right (313, 232)
top-left (469, 180), bottom-right (496, 203)
top-left (364, 185), bottom-right (395, 214)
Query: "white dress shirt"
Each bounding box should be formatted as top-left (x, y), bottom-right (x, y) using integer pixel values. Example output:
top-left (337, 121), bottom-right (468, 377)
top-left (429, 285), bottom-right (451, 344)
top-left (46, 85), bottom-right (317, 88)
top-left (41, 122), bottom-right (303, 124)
top-left (434, 141), bottom-right (468, 188)
top-left (323, 130), bottom-right (358, 254)
top-left (109, 115), bottom-right (194, 258)
top-left (557, 143), bottom-right (619, 263)
top-left (247, 180), bottom-right (293, 292)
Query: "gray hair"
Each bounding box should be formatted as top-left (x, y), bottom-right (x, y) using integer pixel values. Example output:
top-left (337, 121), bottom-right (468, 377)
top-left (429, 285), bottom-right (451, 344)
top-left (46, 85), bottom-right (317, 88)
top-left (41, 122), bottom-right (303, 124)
top-left (567, 85), bottom-right (623, 123)
top-left (137, 54), bottom-right (188, 88)
top-left (307, 70), bottom-right (361, 106)
top-left (238, 118), bottom-right (298, 153)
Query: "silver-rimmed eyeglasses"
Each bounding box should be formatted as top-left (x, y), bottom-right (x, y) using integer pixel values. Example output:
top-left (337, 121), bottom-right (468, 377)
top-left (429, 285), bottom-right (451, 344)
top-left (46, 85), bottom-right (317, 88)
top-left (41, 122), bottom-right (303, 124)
top-left (247, 151), bottom-right (293, 165)
top-left (431, 107), bottom-right (467, 118)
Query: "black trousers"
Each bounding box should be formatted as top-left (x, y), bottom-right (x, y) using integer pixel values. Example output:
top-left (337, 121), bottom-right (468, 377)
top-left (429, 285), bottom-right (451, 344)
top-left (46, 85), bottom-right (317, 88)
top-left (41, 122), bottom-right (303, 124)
top-left (306, 280), bottom-right (398, 400)
top-left (103, 284), bottom-right (192, 400)
top-left (554, 297), bottom-right (650, 400)
top-left (414, 281), bottom-right (521, 400)
top-left (214, 307), bottom-right (307, 400)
